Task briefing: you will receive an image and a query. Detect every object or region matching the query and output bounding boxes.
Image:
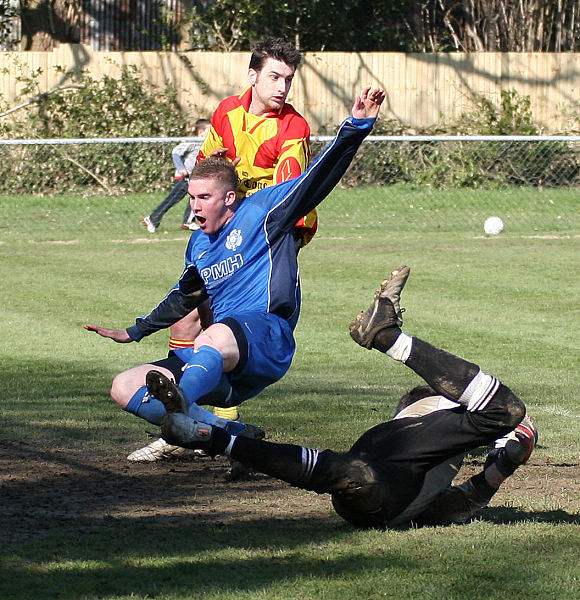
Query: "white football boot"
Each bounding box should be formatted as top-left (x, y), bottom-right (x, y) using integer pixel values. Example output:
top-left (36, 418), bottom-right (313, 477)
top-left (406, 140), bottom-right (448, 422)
top-left (127, 437), bottom-right (188, 462)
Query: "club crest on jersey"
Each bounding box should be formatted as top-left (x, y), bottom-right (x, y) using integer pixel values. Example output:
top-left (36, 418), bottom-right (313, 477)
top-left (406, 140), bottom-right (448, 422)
top-left (226, 228), bottom-right (243, 252)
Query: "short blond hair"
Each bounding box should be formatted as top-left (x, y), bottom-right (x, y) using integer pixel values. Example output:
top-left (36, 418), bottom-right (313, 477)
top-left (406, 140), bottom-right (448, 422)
top-left (190, 157), bottom-right (238, 193)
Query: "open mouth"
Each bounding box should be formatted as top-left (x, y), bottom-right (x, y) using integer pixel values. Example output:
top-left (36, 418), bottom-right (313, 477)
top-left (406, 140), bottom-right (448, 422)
top-left (196, 216), bottom-right (207, 227)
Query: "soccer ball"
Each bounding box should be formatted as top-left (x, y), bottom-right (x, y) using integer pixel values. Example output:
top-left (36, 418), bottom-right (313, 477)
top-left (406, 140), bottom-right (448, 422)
top-left (484, 216), bottom-right (504, 235)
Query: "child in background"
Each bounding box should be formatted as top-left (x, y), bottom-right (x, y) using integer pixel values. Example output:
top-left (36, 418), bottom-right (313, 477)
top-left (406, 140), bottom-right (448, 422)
top-left (141, 118), bottom-right (211, 233)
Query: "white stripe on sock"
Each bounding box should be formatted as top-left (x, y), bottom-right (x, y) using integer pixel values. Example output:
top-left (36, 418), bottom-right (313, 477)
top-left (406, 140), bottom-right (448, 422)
top-left (386, 332), bottom-right (413, 362)
top-left (301, 447), bottom-right (320, 480)
top-left (223, 435), bottom-right (237, 456)
top-left (459, 370), bottom-right (500, 412)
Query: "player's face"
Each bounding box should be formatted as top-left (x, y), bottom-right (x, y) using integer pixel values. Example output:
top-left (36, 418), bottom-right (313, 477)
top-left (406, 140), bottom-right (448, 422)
top-left (188, 178), bottom-right (237, 234)
top-left (197, 124), bottom-right (210, 139)
top-left (248, 58), bottom-right (296, 115)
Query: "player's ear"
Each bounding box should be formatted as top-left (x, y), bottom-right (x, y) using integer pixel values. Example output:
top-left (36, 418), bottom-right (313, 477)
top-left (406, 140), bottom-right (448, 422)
top-left (224, 190), bottom-right (238, 207)
top-left (248, 68), bottom-right (257, 86)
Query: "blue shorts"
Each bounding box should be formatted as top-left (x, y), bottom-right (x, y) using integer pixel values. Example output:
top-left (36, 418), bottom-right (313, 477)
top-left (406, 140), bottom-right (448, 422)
top-left (219, 312), bottom-right (296, 402)
top-left (154, 311), bottom-right (295, 407)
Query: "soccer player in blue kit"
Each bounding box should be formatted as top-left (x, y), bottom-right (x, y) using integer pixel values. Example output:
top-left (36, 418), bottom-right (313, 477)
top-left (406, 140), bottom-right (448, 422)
top-left (85, 87), bottom-right (386, 437)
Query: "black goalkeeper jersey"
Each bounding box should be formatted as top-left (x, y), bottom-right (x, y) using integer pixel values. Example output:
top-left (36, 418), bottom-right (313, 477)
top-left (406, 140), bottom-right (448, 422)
top-left (315, 394), bottom-right (515, 525)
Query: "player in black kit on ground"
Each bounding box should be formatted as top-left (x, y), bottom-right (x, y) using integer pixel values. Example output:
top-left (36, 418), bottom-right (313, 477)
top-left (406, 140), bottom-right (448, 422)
top-left (153, 266), bottom-right (537, 528)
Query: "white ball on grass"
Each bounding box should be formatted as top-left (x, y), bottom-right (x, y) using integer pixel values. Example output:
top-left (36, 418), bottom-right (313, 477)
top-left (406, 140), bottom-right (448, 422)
top-left (484, 216), bottom-right (505, 235)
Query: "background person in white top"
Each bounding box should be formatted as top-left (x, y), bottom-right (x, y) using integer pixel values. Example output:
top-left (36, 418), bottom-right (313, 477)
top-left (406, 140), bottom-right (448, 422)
top-left (141, 118), bottom-right (211, 233)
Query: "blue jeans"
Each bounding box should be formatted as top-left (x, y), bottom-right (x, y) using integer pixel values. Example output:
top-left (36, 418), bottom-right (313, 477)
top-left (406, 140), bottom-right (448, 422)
top-left (149, 178), bottom-right (190, 227)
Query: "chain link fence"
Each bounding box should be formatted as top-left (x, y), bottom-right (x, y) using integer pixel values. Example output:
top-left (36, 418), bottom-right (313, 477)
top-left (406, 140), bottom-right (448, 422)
top-left (1, 136), bottom-right (578, 232)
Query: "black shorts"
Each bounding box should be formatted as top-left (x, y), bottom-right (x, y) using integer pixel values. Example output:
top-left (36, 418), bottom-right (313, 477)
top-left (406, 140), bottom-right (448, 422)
top-left (152, 351), bottom-right (187, 384)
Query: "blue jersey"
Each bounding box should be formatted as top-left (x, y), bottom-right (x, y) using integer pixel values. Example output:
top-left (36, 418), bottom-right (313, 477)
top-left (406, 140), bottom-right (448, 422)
top-left (127, 116), bottom-right (376, 341)
top-left (184, 195), bottom-right (300, 326)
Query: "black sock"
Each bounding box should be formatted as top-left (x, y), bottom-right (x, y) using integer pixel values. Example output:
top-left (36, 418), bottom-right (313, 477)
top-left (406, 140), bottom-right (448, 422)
top-left (372, 326), bottom-right (401, 352)
top-left (404, 337), bottom-right (480, 401)
top-left (492, 448), bottom-right (520, 478)
top-left (207, 426), bottom-right (232, 455)
top-left (471, 471), bottom-right (498, 501)
top-left (231, 438), bottom-right (316, 489)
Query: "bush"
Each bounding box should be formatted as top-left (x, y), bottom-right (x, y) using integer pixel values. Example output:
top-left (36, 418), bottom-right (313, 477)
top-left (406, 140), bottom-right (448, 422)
top-left (334, 90), bottom-right (579, 190)
top-left (0, 62), bottom-right (197, 194)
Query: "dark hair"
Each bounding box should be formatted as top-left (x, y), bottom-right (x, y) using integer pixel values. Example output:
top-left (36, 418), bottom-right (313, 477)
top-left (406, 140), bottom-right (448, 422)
top-left (393, 385), bottom-right (438, 417)
top-left (249, 38), bottom-right (302, 72)
top-left (189, 157), bottom-right (238, 192)
top-left (330, 455), bottom-right (390, 529)
top-left (194, 118), bottom-right (210, 134)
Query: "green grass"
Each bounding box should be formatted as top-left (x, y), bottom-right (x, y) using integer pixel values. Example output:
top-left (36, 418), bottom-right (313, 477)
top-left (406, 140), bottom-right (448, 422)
top-left (1, 522), bottom-right (578, 599)
top-left (1, 188), bottom-right (579, 599)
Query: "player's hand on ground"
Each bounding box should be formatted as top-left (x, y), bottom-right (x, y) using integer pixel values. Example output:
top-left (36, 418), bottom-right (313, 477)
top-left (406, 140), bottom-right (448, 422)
top-left (84, 324), bottom-right (132, 343)
top-left (352, 87), bottom-right (386, 119)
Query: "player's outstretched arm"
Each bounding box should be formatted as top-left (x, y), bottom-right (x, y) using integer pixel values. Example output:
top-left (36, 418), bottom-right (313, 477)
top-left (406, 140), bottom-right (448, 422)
top-left (351, 87), bottom-right (386, 119)
top-left (84, 324), bottom-right (132, 343)
top-left (265, 86), bottom-right (386, 227)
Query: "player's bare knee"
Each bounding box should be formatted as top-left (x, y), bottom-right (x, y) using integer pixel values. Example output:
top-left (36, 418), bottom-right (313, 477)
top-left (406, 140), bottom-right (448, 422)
top-left (110, 372), bottom-right (132, 408)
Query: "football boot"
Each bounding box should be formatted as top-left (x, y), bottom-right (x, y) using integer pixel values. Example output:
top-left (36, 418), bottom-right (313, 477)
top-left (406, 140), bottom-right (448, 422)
top-left (349, 266), bottom-right (410, 349)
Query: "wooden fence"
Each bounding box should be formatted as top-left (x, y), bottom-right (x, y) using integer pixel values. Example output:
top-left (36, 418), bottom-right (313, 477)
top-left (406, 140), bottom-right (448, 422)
top-left (1, 45), bottom-right (578, 133)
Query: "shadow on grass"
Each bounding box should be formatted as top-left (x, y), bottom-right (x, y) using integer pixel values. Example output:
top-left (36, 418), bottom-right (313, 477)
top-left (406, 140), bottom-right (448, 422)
top-left (478, 506), bottom-right (579, 525)
top-left (2, 358), bottom-right (578, 599)
top-left (0, 437), bottom-right (394, 598)
top-left (1, 438), bottom-right (579, 599)
top-left (1, 356), bottom-right (400, 450)
top-left (1, 525), bottom-right (418, 600)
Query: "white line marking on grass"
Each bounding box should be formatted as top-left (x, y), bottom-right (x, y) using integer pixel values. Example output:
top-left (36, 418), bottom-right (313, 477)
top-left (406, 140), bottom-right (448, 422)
top-left (110, 237), bottom-right (190, 244)
top-left (521, 234), bottom-right (580, 239)
top-left (537, 405), bottom-right (578, 418)
top-left (473, 234), bottom-right (579, 240)
top-left (36, 240), bottom-right (79, 245)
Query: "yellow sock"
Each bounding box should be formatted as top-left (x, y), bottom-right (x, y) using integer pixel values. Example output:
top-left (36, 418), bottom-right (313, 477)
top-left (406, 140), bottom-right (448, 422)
top-left (213, 406), bottom-right (239, 421)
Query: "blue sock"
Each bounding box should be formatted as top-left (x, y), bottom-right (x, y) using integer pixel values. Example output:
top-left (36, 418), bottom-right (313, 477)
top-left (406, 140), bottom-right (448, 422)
top-left (124, 386), bottom-right (167, 426)
top-left (177, 345), bottom-right (224, 405)
top-left (187, 402), bottom-right (245, 434)
top-left (175, 346), bottom-right (245, 434)
top-left (124, 385), bottom-right (243, 432)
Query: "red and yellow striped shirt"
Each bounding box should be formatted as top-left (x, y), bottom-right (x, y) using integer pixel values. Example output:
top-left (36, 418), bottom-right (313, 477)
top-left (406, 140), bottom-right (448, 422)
top-left (197, 87), bottom-right (317, 244)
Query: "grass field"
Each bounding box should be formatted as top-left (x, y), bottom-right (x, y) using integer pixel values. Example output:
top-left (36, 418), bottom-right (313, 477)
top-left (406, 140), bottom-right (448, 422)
top-left (1, 188), bottom-right (579, 600)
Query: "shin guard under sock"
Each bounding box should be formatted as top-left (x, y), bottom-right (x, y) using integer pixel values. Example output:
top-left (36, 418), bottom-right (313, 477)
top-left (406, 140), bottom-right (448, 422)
top-left (175, 345), bottom-right (224, 405)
